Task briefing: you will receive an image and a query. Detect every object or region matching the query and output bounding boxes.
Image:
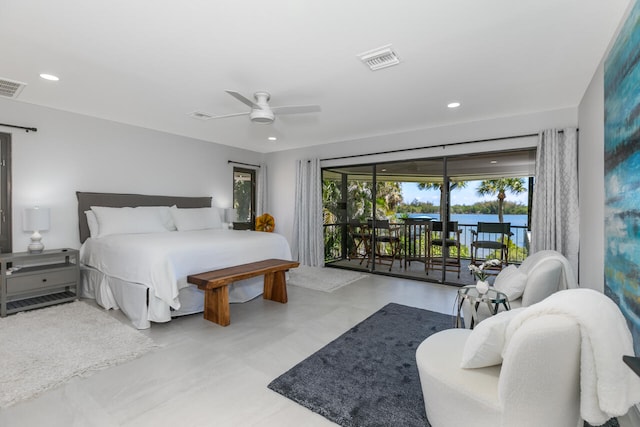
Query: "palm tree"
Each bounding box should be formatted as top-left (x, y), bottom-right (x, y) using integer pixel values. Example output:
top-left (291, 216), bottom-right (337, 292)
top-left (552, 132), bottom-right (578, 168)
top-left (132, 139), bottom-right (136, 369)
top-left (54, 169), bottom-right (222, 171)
top-left (417, 180), bottom-right (468, 218)
top-left (476, 178), bottom-right (527, 222)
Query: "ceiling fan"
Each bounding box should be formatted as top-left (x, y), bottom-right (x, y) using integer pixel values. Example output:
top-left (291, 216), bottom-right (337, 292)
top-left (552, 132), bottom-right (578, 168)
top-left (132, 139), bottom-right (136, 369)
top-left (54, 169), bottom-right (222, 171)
top-left (211, 90), bottom-right (321, 124)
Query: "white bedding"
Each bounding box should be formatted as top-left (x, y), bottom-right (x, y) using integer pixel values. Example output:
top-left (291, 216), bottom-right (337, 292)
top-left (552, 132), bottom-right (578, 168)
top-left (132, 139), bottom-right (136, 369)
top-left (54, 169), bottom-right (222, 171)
top-left (80, 229), bottom-right (293, 325)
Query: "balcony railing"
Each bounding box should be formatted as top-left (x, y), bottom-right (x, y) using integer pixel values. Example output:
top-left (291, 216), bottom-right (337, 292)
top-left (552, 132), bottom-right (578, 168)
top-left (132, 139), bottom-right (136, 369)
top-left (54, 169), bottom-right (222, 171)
top-left (323, 221), bottom-right (529, 264)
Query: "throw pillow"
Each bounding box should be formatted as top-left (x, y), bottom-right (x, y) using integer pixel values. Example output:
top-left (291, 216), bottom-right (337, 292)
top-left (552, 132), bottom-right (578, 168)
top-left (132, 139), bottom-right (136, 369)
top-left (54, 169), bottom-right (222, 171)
top-left (91, 206), bottom-right (168, 237)
top-left (170, 206), bottom-right (223, 231)
top-left (460, 307), bottom-right (526, 369)
top-left (493, 264), bottom-right (528, 301)
top-left (85, 210), bottom-right (99, 238)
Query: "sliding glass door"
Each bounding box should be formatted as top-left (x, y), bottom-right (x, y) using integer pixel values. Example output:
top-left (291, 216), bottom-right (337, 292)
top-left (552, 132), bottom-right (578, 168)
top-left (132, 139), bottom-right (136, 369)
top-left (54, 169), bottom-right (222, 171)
top-left (322, 148), bottom-right (535, 287)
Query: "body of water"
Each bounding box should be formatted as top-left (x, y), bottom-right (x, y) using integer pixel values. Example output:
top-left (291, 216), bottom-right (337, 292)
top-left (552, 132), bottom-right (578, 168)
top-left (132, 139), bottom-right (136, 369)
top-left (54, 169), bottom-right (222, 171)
top-left (405, 213), bottom-right (528, 227)
top-left (403, 213), bottom-right (529, 248)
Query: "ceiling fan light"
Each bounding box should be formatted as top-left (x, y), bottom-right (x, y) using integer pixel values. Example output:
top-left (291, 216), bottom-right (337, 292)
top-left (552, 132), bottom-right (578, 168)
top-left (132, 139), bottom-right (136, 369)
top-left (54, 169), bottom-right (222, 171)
top-left (250, 108), bottom-right (275, 124)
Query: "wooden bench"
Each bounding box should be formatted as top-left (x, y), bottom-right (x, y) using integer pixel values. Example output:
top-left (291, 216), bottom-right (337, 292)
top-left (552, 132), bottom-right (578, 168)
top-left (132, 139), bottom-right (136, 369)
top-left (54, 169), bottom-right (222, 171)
top-left (187, 259), bottom-right (299, 326)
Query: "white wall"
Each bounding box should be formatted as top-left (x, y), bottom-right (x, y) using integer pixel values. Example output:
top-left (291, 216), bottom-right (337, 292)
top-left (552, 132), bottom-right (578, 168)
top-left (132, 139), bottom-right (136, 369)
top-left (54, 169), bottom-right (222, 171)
top-left (267, 108), bottom-right (578, 246)
top-left (0, 98), bottom-right (262, 252)
top-left (0, 98), bottom-right (584, 257)
top-left (577, 63), bottom-right (606, 291)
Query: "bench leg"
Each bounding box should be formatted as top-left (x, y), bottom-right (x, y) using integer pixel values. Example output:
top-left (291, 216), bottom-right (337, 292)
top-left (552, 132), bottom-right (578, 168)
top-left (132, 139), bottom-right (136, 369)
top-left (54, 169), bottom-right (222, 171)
top-left (203, 286), bottom-right (230, 326)
top-left (263, 270), bottom-right (288, 303)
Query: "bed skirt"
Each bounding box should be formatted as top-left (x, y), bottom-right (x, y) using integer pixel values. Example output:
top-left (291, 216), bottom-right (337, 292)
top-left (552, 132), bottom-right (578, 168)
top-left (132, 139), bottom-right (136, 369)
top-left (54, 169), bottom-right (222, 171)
top-left (80, 266), bottom-right (264, 329)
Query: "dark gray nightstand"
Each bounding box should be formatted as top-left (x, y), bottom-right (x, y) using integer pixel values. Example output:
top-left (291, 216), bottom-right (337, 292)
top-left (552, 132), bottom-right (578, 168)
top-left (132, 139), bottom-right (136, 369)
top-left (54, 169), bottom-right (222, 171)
top-left (0, 248), bottom-right (80, 317)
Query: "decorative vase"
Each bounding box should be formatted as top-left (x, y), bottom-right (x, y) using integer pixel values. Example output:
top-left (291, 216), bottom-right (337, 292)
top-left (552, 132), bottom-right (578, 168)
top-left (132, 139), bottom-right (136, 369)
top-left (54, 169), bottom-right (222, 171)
top-left (475, 280), bottom-right (490, 294)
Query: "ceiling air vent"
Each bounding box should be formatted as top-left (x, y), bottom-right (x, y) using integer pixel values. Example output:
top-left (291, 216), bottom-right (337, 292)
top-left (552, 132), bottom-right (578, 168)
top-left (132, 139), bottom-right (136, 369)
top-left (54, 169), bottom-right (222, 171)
top-left (188, 111), bottom-right (214, 120)
top-left (0, 77), bottom-right (27, 99)
top-left (357, 45), bottom-right (401, 71)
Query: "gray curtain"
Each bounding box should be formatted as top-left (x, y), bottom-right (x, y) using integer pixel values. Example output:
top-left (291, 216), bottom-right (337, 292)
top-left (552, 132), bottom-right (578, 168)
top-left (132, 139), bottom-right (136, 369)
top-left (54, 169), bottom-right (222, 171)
top-left (256, 163), bottom-right (268, 217)
top-left (292, 158), bottom-right (324, 266)
top-left (531, 128), bottom-right (579, 278)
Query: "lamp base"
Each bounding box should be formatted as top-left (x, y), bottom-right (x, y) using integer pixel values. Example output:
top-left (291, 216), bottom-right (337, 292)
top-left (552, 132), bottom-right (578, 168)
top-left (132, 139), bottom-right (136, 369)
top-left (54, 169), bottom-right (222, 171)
top-left (28, 231), bottom-right (44, 254)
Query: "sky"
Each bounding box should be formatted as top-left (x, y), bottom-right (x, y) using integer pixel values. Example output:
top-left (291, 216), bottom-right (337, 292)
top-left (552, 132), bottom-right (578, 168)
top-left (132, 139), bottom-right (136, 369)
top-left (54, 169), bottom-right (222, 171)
top-left (400, 180), bottom-right (529, 206)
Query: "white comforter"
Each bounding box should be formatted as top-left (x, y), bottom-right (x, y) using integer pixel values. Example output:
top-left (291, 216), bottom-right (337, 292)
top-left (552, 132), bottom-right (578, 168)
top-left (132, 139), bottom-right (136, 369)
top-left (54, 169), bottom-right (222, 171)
top-left (80, 229), bottom-right (292, 320)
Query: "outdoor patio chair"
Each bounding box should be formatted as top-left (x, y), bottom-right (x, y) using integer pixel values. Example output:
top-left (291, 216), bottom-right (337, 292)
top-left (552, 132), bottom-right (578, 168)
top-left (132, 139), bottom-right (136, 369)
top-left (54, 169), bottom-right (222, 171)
top-left (347, 219), bottom-right (369, 264)
top-left (365, 219), bottom-right (401, 271)
top-left (470, 222), bottom-right (512, 271)
top-left (425, 221), bottom-right (462, 278)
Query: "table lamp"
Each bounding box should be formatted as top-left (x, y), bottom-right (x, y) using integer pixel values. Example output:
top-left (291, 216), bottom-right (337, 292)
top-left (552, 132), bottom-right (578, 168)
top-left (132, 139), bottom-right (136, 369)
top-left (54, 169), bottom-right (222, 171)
top-left (23, 207), bottom-right (50, 253)
top-left (224, 208), bottom-right (237, 229)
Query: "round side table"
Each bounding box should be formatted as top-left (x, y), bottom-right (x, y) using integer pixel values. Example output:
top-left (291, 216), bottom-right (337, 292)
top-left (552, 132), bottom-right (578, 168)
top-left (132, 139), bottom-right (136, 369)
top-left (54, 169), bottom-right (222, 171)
top-left (456, 285), bottom-right (510, 329)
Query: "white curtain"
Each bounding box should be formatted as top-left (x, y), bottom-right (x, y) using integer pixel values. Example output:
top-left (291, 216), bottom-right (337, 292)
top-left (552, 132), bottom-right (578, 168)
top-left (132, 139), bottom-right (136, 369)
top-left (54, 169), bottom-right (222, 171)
top-left (531, 128), bottom-right (579, 278)
top-left (256, 163), bottom-right (268, 216)
top-left (292, 158), bottom-right (324, 266)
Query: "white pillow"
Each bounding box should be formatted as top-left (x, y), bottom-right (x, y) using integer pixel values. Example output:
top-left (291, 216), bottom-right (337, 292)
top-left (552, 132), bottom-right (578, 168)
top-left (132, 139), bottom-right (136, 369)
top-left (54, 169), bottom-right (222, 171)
top-left (493, 264), bottom-right (528, 301)
top-left (460, 307), bottom-right (526, 369)
top-left (85, 210), bottom-right (99, 238)
top-left (170, 207), bottom-right (222, 231)
top-left (138, 206), bottom-right (176, 231)
top-left (90, 206), bottom-right (169, 237)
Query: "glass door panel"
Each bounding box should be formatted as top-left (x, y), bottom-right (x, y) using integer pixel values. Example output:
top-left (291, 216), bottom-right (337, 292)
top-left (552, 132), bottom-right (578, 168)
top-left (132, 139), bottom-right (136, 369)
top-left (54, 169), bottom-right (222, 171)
top-left (322, 165), bottom-right (375, 272)
top-left (447, 150), bottom-right (535, 282)
top-left (374, 159), bottom-right (445, 280)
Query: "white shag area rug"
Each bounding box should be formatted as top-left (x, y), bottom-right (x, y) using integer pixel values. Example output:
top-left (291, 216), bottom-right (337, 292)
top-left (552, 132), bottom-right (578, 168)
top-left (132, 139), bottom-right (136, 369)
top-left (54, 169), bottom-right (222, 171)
top-left (0, 301), bottom-right (156, 408)
top-left (288, 266), bottom-right (367, 292)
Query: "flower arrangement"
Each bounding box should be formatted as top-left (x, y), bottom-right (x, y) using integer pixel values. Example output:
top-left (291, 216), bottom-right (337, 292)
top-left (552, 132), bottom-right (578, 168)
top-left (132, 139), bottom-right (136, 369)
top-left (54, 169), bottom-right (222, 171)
top-left (255, 213), bottom-right (275, 232)
top-left (468, 259), bottom-right (501, 282)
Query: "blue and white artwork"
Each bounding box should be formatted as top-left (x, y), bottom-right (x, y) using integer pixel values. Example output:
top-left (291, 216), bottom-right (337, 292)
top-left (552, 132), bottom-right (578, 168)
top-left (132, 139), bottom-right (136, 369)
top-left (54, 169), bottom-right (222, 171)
top-left (604, 0), bottom-right (640, 356)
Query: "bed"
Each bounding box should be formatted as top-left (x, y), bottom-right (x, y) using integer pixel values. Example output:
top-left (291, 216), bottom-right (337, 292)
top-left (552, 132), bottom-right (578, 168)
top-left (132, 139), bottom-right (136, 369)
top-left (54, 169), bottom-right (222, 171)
top-left (77, 192), bottom-right (293, 329)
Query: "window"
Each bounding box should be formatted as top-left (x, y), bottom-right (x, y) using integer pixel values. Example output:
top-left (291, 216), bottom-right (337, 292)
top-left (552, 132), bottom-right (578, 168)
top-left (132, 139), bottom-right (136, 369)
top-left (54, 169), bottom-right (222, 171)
top-left (321, 148), bottom-right (535, 285)
top-left (0, 132), bottom-right (11, 253)
top-left (233, 167), bottom-right (256, 229)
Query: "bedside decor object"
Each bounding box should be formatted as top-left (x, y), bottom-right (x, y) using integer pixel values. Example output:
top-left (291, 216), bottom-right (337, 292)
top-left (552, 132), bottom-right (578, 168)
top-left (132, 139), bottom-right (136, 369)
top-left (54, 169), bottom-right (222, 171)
top-left (224, 208), bottom-right (237, 229)
top-left (22, 206), bottom-right (50, 253)
top-left (255, 213), bottom-right (275, 232)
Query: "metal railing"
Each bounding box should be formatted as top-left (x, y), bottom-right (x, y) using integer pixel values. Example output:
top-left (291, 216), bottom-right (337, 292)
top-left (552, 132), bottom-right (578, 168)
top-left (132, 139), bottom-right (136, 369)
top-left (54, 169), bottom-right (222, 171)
top-left (323, 222), bottom-right (529, 264)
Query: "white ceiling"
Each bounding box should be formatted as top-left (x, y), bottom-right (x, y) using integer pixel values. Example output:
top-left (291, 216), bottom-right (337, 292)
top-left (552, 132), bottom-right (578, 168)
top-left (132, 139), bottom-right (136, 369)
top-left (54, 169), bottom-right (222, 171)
top-left (0, 0), bottom-right (631, 153)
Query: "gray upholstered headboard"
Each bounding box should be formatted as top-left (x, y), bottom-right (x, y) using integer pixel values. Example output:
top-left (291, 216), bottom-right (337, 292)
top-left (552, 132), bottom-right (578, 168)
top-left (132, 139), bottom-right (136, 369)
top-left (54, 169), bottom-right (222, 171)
top-left (76, 191), bottom-right (212, 243)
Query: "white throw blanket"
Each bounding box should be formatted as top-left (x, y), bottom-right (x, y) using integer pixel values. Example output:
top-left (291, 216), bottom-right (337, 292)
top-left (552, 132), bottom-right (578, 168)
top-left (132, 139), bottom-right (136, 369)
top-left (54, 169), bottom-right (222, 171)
top-left (504, 288), bottom-right (640, 425)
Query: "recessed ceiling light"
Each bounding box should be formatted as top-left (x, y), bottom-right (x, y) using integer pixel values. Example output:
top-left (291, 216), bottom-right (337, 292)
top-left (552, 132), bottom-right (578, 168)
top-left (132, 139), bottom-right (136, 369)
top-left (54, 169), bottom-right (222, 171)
top-left (447, 102), bottom-right (461, 109)
top-left (490, 160), bottom-right (498, 164)
top-left (268, 136), bottom-right (277, 141)
top-left (39, 73), bottom-right (59, 81)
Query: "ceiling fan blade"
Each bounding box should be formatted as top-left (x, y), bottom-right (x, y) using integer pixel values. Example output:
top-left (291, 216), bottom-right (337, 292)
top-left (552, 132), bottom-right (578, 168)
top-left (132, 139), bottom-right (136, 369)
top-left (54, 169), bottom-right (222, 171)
top-left (225, 90), bottom-right (261, 109)
top-left (211, 112), bottom-right (250, 120)
top-left (272, 105), bottom-right (322, 115)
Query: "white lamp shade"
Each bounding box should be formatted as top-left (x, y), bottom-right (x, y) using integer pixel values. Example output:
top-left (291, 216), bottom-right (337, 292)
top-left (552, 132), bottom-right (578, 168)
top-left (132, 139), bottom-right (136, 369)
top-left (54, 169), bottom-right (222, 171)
top-left (224, 208), bottom-right (238, 223)
top-left (23, 207), bottom-right (50, 232)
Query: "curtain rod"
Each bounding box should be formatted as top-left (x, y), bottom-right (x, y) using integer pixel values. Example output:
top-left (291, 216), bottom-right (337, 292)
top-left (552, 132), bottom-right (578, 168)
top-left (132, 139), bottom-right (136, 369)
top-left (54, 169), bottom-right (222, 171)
top-left (0, 122), bottom-right (38, 132)
top-left (228, 160), bottom-right (260, 168)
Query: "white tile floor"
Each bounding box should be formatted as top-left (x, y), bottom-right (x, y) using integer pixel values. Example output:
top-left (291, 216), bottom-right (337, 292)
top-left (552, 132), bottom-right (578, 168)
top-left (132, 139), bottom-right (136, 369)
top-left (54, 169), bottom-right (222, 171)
top-left (0, 274), bottom-right (458, 427)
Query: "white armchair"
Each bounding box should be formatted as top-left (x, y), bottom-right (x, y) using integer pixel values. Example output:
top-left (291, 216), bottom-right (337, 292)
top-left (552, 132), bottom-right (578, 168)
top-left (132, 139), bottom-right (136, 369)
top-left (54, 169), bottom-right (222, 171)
top-left (418, 288), bottom-right (640, 426)
top-left (462, 250), bottom-right (577, 326)
top-left (416, 314), bottom-right (582, 427)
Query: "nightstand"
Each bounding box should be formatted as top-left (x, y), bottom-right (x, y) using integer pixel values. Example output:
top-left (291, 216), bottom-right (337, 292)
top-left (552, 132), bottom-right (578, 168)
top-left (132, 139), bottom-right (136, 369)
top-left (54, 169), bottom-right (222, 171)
top-left (0, 248), bottom-right (80, 317)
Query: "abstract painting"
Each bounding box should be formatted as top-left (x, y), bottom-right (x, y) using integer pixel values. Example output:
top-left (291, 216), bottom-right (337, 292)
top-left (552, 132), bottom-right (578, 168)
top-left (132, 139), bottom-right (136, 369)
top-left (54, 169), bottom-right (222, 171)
top-left (604, 0), bottom-right (640, 356)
